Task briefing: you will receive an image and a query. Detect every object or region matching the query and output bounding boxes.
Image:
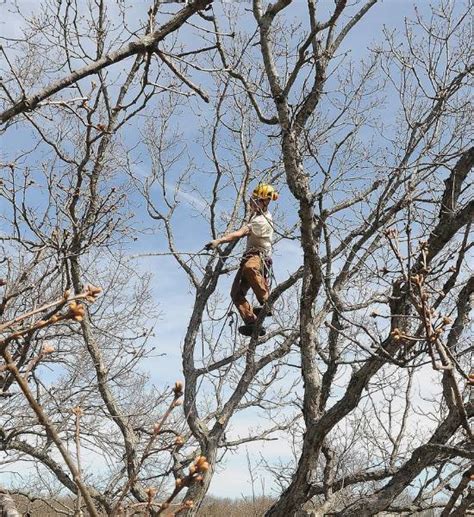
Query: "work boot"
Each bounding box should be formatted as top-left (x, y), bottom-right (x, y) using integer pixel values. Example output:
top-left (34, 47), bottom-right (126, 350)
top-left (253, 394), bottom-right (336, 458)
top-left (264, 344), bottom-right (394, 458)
top-left (253, 306), bottom-right (273, 318)
top-left (238, 324), bottom-right (266, 337)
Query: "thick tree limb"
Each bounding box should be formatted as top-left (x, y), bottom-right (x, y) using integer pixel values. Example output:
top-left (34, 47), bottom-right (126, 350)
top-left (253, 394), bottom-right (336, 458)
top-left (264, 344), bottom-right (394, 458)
top-left (338, 403), bottom-right (474, 516)
top-left (441, 465), bottom-right (474, 516)
top-left (0, 0), bottom-right (211, 125)
top-left (424, 150), bottom-right (474, 266)
top-left (309, 467), bottom-right (398, 498)
top-left (5, 438), bottom-right (107, 511)
top-left (0, 487), bottom-right (20, 517)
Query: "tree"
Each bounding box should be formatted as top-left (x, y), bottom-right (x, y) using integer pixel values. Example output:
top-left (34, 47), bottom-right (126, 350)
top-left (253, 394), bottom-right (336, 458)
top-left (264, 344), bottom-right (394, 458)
top-left (1, 1), bottom-right (214, 515)
top-left (1, 0), bottom-right (472, 516)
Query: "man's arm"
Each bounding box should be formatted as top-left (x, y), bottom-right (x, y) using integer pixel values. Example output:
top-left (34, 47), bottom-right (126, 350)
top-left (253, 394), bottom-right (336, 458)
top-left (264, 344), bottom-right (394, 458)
top-left (205, 225), bottom-right (250, 250)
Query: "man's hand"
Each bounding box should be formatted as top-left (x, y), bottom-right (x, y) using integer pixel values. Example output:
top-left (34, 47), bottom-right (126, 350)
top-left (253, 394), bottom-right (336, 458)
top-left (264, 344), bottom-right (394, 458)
top-left (204, 240), bottom-right (220, 251)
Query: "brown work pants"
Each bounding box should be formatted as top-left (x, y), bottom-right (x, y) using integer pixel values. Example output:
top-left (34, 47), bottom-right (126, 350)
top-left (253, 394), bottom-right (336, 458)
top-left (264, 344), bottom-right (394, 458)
top-left (231, 253), bottom-right (269, 324)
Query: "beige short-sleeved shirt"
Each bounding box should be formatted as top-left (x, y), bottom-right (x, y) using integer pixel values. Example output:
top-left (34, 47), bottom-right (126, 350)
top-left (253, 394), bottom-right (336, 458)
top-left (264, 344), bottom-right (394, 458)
top-left (245, 212), bottom-right (273, 255)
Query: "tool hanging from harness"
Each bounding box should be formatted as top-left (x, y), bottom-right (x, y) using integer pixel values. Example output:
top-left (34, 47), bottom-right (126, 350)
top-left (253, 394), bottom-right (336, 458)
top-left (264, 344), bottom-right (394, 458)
top-left (262, 255), bottom-right (273, 288)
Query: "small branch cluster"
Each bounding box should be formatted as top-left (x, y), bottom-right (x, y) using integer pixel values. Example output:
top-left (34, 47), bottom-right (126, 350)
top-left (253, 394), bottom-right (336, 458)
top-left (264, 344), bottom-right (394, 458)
top-left (112, 381), bottom-right (210, 516)
top-left (0, 283), bottom-right (103, 517)
top-left (161, 455), bottom-right (210, 514)
top-left (385, 234), bottom-right (458, 372)
top-left (0, 284), bottom-right (102, 344)
top-left (1, 284), bottom-right (102, 389)
top-left (385, 232), bottom-right (472, 438)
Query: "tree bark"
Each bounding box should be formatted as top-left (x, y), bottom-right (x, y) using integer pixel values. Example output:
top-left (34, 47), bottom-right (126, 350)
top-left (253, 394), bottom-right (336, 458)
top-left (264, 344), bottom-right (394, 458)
top-left (177, 444), bottom-right (218, 516)
top-left (0, 488), bottom-right (20, 517)
top-left (338, 403), bottom-right (474, 516)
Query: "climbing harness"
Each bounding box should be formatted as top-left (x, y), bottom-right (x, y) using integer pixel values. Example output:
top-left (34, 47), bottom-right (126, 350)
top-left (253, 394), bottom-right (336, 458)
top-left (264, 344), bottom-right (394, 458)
top-left (262, 255), bottom-right (273, 289)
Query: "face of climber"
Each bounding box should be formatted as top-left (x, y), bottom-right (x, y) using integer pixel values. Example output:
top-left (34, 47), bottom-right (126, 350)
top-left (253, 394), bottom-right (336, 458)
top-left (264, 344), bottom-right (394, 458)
top-left (249, 197), bottom-right (269, 213)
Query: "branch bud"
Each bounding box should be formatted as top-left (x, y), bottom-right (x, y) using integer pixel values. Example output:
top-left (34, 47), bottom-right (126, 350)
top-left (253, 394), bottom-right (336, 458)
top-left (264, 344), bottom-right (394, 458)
top-left (72, 406), bottom-right (84, 417)
top-left (174, 435), bottom-right (185, 446)
top-left (173, 381), bottom-right (184, 398)
top-left (391, 328), bottom-right (402, 341)
top-left (83, 284), bottom-right (102, 302)
top-left (145, 487), bottom-right (157, 501)
top-left (42, 343), bottom-right (55, 355)
top-left (68, 301), bottom-right (86, 321)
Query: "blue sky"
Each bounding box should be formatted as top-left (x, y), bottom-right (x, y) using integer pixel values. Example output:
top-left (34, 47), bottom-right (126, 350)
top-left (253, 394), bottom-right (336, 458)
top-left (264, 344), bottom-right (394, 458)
top-left (121, 0), bottom-right (441, 499)
top-left (0, 0), bottom-right (460, 501)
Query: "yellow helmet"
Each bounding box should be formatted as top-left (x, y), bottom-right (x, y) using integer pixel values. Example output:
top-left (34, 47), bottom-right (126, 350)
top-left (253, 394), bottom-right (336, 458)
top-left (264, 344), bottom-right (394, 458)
top-left (252, 183), bottom-right (279, 201)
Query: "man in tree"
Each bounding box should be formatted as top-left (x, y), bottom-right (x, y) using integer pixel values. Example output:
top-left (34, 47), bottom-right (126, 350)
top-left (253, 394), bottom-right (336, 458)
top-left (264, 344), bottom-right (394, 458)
top-left (205, 184), bottom-right (278, 336)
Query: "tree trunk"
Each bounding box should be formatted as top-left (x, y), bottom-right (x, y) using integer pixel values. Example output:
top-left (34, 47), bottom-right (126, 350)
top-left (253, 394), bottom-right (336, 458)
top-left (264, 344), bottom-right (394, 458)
top-left (177, 445), bottom-right (218, 516)
top-left (265, 436), bottom-right (321, 517)
top-left (0, 488), bottom-right (20, 517)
